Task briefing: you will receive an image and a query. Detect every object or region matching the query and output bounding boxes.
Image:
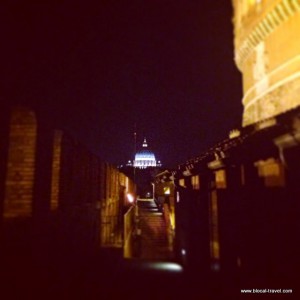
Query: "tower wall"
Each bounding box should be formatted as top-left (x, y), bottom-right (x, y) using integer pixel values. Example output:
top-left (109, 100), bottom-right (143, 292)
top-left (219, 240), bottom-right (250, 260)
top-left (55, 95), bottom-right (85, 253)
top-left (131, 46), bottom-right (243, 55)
top-left (232, 0), bottom-right (300, 126)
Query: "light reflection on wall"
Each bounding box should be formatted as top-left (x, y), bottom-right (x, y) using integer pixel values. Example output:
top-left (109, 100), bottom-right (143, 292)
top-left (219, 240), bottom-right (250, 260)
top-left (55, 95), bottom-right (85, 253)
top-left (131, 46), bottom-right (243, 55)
top-left (209, 190), bottom-right (220, 261)
top-left (4, 107), bottom-right (37, 218)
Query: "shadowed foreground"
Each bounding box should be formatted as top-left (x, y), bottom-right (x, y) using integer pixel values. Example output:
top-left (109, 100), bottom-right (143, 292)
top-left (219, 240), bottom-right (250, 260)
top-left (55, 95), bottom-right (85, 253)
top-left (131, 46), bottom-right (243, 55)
top-left (0, 199), bottom-right (220, 299)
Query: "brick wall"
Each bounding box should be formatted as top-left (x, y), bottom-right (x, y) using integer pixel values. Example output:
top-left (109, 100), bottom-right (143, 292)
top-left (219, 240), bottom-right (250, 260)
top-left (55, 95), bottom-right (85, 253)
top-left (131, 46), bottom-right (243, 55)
top-left (3, 107), bottom-right (37, 219)
top-left (0, 106), bottom-right (134, 256)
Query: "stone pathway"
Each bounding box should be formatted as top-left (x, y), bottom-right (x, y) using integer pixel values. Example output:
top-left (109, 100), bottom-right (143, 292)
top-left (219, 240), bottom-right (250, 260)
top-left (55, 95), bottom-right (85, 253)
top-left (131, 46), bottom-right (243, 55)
top-left (137, 199), bottom-right (171, 260)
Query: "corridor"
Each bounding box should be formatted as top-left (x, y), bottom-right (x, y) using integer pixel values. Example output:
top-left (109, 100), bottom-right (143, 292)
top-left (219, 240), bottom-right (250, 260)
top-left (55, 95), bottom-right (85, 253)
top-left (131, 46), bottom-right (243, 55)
top-left (137, 199), bottom-right (172, 260)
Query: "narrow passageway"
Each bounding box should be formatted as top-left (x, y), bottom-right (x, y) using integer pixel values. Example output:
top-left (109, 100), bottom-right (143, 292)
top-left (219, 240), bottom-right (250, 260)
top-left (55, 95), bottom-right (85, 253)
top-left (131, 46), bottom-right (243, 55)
top-left (137, 199), bottom-right (172, 260)
top-left (111, 198), bottom-right (184, 299)
top-left (98, 199), bottom-right (187, 299)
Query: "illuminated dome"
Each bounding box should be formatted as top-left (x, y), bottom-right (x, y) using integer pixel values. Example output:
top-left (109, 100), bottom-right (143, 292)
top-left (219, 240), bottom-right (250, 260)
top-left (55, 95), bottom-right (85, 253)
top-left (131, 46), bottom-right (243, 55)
top-left (134, 138), bottom-right (161, 169)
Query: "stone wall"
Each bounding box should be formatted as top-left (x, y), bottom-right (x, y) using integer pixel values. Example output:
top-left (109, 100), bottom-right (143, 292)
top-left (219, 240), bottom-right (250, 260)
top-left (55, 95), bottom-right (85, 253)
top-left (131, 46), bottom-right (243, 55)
top-left (232, 0), bottom-right (300, 125)
top-left (0, 106), bottom-right (134, 257)
top-left (174, 112), bottom-right (300, 292)
top-left (3, 107), bottom-right (37, 219)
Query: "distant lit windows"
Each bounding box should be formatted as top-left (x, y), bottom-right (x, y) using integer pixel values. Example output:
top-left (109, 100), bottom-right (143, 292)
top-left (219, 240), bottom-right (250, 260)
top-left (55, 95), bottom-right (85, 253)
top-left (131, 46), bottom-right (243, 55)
top-left (191, 175), bottom-right (200, 190)
top-left (215, 169), bottom-right (227, 189)
top-left (179, 179), bottom-right (185, 187)
top-left (255, 158), bottom-right (285, 187)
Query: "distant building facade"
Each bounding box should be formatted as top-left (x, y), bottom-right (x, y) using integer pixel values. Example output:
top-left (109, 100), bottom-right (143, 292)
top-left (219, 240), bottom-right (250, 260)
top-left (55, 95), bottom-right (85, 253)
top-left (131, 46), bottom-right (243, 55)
top-left (232, 0), bottom-right (300, 126)
top-left (126, 138), bottom-right (161, 169)
top-left (119, 138), bottom-right (162, 198)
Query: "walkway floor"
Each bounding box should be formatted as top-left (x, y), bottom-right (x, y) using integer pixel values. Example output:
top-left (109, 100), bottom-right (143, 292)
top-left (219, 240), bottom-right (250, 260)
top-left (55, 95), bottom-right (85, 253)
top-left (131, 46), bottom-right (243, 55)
top-left (0, 199), bottom-right (220, 299)
top-left (137, 199), bottom-right (172, 260)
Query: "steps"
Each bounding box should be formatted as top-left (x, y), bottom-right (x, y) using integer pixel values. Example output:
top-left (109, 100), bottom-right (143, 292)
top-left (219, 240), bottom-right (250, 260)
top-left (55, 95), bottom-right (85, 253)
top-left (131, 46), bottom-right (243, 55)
top-left (137, 199), bottom-right (171, 260)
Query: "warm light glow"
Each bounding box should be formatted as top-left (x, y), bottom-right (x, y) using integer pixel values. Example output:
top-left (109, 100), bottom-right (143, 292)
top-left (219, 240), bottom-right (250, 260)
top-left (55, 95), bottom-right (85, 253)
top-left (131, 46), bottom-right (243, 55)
top-left (163, 187), bottom-right (170, 195)
top-left (215, 169), bottom-right (227, 189)
top-left (4, 107), bottom-right (37, 218)
top-left (127, 193), bottom-right (134, 203)
top-left (179, 179), bottom-right (185, 187)
top-left (191, 175), bottom-right (200, 190)
top-left (255, 158), bottom-right (285, 187)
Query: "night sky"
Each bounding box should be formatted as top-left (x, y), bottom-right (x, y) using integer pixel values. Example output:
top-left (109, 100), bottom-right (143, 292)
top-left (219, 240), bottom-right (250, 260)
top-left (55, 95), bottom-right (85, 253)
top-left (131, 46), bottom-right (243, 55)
top-left (1, 1), bottom-right (243, 168)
